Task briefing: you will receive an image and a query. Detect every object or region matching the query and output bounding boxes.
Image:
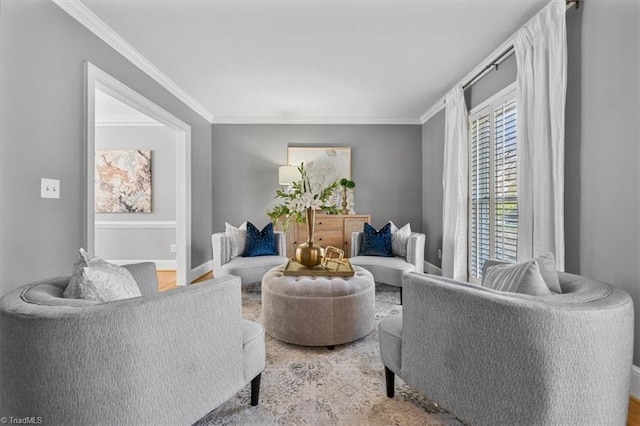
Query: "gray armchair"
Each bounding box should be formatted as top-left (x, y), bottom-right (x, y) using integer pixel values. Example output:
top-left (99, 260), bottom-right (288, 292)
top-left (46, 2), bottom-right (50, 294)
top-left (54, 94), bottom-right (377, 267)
top-left (212, 230), bottom-right (289, 285)
top-left (379, 269), bottom-right (634, 425)
top-left (350, 231), bottom-right (425, 303)
top-left (0, 263), bottom-right (265, 425)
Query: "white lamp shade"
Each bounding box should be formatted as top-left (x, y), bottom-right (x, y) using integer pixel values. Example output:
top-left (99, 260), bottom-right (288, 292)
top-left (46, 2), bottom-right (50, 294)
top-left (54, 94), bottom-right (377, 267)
top-left (278, 165), bottom-right (300, 185)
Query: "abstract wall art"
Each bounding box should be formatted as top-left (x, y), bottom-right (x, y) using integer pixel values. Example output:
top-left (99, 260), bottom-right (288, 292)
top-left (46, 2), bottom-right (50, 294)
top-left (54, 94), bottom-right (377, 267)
top-left (287, 146), bottom-right (351, 183)
top-left (95, 149), bottom-right (152, 213)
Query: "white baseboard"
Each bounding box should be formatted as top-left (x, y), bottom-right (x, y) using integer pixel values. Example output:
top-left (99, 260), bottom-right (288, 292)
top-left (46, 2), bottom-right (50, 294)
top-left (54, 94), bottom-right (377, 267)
top-left (424, 261), bottom-right (442, 276)
top-left (109, 259), bottom-right (176, 270)
top-left (632, 365), bottom-right (640, 399)
top-left (190, 260), bottom-right (213, 283)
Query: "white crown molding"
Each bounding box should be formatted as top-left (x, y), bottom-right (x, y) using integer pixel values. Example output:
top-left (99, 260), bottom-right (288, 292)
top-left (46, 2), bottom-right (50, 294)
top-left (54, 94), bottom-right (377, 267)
top-left (213, 115), bottom-right (421, 125)
top-left (420, 1), bottom-right (573, 124)
top-left (420, 100), bottom-right (446, 124)
top-left (96, 115), bottom-right (163, 127)
top-left (53, 0), bottom-right (214, 123)
top-left (95, 220), bottom-right (177, 229)
top-left (420, 7), bottom-right (519, 124)
top-left (53, 0), bottom-right (423, 126)
top-left (96, 120), bottom-right (163, 127)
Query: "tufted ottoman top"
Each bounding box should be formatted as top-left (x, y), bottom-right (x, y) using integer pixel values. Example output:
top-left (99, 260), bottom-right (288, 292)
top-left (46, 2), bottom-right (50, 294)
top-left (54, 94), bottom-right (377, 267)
top-left (261, 264), bottom-right (376, 346)
top-left (262, 266), bottom-right (374, 297)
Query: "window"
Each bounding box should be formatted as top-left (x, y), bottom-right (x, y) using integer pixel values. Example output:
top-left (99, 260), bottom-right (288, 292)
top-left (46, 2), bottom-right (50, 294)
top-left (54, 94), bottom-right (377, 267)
top-left (468, 85), bottom-right (518, 282)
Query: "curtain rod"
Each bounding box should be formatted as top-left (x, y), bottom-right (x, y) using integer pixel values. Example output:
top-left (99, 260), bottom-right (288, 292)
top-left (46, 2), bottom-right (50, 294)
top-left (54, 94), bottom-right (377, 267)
top-left (461, 0), bottom-right (579, 91)
top-left (421, 0), bottom-right (579, 121)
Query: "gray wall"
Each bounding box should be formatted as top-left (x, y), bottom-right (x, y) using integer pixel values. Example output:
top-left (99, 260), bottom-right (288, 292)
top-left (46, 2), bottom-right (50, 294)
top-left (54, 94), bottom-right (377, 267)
top-left (421, 110), bottom-right (445, 268)
top-left (211, 124), bottom-right (422, 235)
top-left (95, 125), bottom-right (177, 262)
top-left (564, 1), bottom-right (640, 366)
top-left (421, 1), bottom-right (640, 366)
top-left (0, 1), bottom-right (212, 295)
top-left (94, 228), bottom-right (177, 262)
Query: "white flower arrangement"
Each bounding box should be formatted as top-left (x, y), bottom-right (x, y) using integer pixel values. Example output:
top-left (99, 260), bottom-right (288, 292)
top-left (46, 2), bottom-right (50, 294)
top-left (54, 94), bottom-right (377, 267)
top-left (267, 162), bottom-right (340, 227)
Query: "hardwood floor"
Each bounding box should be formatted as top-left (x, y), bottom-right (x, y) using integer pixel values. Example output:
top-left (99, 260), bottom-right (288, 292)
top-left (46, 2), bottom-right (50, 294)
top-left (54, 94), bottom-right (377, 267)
top-left (156, 270), bottom-right (212, 292)
top-left (629, 396), bottom-right (640, 426)
top-left (155, 267), bottom-right (640, 425)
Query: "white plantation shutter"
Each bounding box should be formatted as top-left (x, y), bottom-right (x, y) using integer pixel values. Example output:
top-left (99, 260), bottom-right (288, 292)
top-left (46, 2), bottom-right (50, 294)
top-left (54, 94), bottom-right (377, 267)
top-left (469, 109), bottom-right (491, 279)
top-left (494, 99), bottom-right (518, 263)
top-left (468, 87), bottom-right (518, 281)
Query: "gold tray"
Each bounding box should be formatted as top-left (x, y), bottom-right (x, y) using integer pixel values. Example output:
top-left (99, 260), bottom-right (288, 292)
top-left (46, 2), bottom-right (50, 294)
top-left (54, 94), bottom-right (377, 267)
top-left (283, 258), bottom-right (355, 277)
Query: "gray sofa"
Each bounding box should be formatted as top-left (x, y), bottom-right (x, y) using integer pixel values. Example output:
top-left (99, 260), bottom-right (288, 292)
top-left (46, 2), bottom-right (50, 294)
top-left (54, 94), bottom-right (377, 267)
top-left (350, 231), bottom-right (425, 303)
top-left (212, 230), bottom-right (289, 285)
top-left (0, 262), bottom-right (265, 426)
top-left (379, 267), bottom-right (634, 425)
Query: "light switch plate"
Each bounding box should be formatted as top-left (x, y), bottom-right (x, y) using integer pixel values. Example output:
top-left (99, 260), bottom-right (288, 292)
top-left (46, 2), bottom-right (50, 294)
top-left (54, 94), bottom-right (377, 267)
top-left (41, 178), bottom-right (60, 199)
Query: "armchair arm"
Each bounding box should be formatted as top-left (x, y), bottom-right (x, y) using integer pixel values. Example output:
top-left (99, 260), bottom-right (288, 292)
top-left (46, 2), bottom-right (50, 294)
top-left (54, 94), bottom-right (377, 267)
top-left (406, 232), bottom-right (425, 273)
top-left (274, 231), bottom-right (286, 257)
top-left (212, 232), bottom-right (233, 277)
top-left (0, 276), bottom-right (245, 425)
top-left (122, 261), bottom-right (158, 296)
top-left (351, 231), bottom-right (425, 275)
top-left (351, 231), bottom-right (363, 257)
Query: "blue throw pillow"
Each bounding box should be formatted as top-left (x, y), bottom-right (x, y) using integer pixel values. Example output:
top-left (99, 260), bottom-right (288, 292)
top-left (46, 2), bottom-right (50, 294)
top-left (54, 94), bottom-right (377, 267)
top-left (242, 222), bottom-right (278, 257)
top-left (360, 223), bottom-right (393, 257)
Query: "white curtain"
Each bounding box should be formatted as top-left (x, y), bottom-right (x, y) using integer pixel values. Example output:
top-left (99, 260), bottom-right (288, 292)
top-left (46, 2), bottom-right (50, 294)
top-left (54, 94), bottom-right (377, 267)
top-left (514, 0), bottom-right (567, 270)
top-left (442, 85), bottom-right (469, 281)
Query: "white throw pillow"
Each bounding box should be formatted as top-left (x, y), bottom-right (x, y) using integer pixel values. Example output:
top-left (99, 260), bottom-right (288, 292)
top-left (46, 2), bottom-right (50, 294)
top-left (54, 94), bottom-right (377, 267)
top-left (225, 222), bottom-right (247, 258)
top-left (389, 221), bottom-right (411, 260)
top-left (483, 260), bottom-right (552, 296)
top-left (63, 248), bottom-right (142, 302)
top-left (535, 252), bottom-right (562, 293)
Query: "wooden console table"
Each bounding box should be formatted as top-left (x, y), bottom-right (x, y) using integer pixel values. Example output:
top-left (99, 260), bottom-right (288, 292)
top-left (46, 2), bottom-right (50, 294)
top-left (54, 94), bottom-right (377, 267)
top-left (276, 213), bottom-right (371, 258)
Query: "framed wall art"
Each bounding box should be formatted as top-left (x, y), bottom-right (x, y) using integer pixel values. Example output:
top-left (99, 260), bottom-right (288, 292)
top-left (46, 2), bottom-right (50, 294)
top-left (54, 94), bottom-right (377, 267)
top-left (287, 146), bottom-right (351, 183)
top-left (95, 149), bottom-right (152, 213)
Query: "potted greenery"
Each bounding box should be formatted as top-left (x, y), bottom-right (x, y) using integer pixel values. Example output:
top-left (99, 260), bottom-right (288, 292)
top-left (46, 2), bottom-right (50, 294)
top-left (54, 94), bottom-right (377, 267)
top-left (339, 178), bottom-right (356, 214)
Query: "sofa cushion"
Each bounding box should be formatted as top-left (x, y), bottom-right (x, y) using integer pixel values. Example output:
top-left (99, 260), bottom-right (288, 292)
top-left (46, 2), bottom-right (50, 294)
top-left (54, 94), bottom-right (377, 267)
top-left (350, 255), bottom-right (415, 271)
top-left (221, 255), bottom-right (288, 275)
top-left (122, 262), bottom-right (159, 296)
top-left (483, 260), bottom-right (552, 296)
top-left (242, 320), bottom-right (266, 383)
top-left (243, 222), bottom-right (278, 257)
top-left (225, 222), bottom-right (247, 259)
top-left (360, 223), bottom-right (393, 257)
top-left (379, 314), bottom-right (403, 374)
top-left (63, 249), bottom-right (142, 302)
top-left (350, 256), bottom-right (416, 287)
top-left (390, 222), bottom-right (411, 260)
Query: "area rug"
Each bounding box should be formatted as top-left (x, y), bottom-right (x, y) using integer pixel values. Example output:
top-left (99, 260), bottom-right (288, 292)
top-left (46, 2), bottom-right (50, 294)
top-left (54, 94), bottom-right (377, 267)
top-left (195, 283), bottom-right (465, 425)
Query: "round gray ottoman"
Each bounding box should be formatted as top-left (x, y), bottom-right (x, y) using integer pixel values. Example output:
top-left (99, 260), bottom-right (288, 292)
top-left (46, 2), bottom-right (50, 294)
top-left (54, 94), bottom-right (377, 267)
top-left (262, 265), bottom-right (375, 346)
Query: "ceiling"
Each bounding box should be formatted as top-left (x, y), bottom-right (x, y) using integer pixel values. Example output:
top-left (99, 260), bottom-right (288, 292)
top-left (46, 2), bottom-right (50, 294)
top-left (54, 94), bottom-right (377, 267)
top-left (95, 88), bottom-right (159, 123)
top-left (80, 0), bottom-right (548, 124)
